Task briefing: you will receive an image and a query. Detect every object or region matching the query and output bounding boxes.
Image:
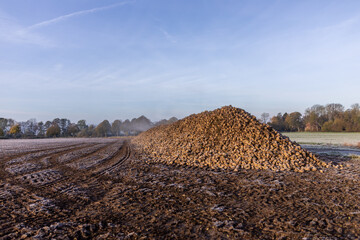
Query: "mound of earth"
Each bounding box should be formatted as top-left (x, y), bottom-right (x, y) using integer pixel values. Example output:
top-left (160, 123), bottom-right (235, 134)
top-left (133, 106), bottom-right (329, 172)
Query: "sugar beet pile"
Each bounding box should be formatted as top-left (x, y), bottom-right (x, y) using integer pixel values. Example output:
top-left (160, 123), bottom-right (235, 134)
top-left (133, 106), bottom-right (328, 172)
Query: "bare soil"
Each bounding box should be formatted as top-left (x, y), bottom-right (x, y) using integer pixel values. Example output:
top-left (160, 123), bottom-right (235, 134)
top-left (0, 138), bottom-right (359, 239)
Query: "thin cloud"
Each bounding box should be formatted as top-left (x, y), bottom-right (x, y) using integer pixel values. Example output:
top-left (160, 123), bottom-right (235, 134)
top-left (158, 27), bottom-right (177, 43)
top-left (318, 16), bottom-right (359, 33)
top-left (13, 30), bottom-right (51, 46)
top-left (26, 1), bottom-right (132, 31)
top-left (0, 15), bottom-right (52, 46)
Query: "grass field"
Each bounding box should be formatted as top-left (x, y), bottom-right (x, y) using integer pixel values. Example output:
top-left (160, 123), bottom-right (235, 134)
top-left (282, 132), bottom-right (360, 146)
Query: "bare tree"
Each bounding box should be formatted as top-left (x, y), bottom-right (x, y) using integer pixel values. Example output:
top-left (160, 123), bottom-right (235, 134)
top-left (111, 120), bottom-right (122, 136)
top-left (285, 112), bottom-right (304, 131)
top-left (260, 113), bottom-right (270, 124)
top-left (325, 103), bottom-right (344, 121)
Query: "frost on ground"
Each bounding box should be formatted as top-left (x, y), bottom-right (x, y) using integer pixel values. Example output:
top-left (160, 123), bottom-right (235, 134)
top-left (0, 138), bottom-right (115, 156)
top-left (283, 132), bottom-right (360, 146)
top-left (0, 137), bottom-right (359, 239)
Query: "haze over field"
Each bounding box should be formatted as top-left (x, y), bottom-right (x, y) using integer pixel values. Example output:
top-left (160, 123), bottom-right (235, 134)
top-left (1, 1), bottom-right (360, 122)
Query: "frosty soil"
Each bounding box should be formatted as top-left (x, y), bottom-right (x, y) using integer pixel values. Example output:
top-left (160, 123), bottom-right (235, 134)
top-left (0, 138), bottom-right (359, 239)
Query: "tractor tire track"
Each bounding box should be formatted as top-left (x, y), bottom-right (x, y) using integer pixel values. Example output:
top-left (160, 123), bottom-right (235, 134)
top-left (1, 142), bottom-right (86, 163)
top-left (90, 141), bottom-right (131, 177)
top-left (0, 139), bottom-right (129, 238)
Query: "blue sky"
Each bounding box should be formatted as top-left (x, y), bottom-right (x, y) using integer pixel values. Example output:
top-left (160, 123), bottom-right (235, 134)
top-left (0, 0), bottom-right (360, 123)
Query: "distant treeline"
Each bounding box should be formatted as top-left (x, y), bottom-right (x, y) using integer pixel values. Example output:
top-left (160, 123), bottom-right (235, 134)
top-left (0, 116), bottom-right (178, 139)
top-left (2, 103), bottom-right (359, 138)
top-left (263, 103), bottom-right (360, 132)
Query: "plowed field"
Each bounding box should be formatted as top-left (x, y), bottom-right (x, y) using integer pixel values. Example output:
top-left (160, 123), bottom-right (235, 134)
top-left (0, 138), bottom-right (359, 239)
